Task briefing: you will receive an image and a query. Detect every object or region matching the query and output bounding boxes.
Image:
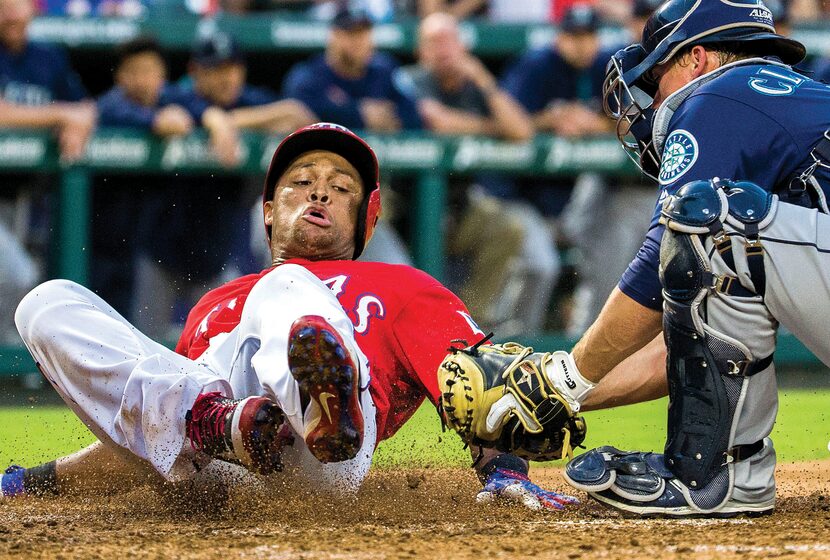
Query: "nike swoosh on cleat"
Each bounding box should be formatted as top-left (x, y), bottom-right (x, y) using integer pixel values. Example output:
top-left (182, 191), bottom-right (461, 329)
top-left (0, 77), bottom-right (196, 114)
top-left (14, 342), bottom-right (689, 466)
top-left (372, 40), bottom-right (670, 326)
top-left (319, 392), bottom-right (335, 423)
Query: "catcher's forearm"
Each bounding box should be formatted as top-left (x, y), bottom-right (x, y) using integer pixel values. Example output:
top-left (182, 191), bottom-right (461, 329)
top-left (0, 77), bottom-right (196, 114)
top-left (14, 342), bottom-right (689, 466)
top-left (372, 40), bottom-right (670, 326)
top-left (571, 287), bottom-right (662, 384)
top-left (581, 333), bottom-right (668, 411)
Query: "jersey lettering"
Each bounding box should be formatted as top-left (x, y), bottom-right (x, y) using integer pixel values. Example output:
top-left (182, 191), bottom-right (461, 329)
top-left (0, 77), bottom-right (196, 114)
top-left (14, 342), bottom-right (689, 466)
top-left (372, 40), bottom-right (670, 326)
top-left (322, 275), bottom-right (386, 334)
top-left (2, 82), bottom-right (52, 106)
top-left (322, 274), bottom-right (349, 297)
top-left (353, 294), bottom-right (385, 334)
top-left (748, 68), bottom-right (805, 96)
top-left (457, 310), bottom-right (485, 336)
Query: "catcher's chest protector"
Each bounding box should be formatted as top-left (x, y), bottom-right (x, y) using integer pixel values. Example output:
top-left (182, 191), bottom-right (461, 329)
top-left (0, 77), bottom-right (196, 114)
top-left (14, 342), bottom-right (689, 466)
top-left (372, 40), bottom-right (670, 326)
top-left (658, 179), bottom-right (775, 510)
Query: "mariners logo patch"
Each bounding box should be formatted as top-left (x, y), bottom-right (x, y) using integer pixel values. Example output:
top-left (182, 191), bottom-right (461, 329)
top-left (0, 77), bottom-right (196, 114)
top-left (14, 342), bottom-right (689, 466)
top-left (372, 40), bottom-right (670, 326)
top-left (659, 130), bottom-right (698, 185)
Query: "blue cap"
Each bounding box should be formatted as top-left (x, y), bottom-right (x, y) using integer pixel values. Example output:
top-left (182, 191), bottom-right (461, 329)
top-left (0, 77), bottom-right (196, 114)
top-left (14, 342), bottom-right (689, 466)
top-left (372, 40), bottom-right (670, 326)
top-left (560, 4), bottom-right (600, 33)
top-left (192, 32), bottom-right (243, 67)
top-left (332, 3), bottom-right (373, 30)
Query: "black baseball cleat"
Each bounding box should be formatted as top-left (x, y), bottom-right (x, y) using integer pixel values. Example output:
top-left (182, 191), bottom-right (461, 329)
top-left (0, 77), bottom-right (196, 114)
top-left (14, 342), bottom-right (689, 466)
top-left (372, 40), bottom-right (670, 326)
top-left (564, 447), bottom-right (776, 518)
top-left (186, 392), bottom-right (292, 475)
top-left (287, 315), bottom-right (364, 463)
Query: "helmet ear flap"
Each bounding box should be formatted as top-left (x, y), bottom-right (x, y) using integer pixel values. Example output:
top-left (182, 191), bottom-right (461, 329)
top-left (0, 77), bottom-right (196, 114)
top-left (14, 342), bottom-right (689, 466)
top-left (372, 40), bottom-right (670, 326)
top-left (363, 187), bottom-right (382, 247)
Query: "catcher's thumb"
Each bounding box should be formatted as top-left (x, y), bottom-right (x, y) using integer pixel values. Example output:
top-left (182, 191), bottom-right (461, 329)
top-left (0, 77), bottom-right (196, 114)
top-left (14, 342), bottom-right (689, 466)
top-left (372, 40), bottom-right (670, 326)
top-left (544, 351), bottom-right (595, 410)
top-left (485, 393), bottom-right (542, 434)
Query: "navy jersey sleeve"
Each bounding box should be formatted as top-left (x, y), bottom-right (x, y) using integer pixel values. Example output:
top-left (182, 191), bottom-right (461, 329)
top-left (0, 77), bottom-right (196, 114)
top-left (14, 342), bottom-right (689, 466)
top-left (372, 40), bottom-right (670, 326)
top-left (618, 226), bottom-right (664, 310)
top-left (164, 85), bottom-right (212, 123)
top-left (96, 87), bottom-right (157, 129)
top-left (235, 85), bottom-right (279, 108)
top-left (50, 46), bottom-right (87, 102)
top-left (501, 49), bottom-right (550, 113)
top-left (619, 92), bottom-right (797, 309)
top-left (282, 59), bottom-right (364, 129)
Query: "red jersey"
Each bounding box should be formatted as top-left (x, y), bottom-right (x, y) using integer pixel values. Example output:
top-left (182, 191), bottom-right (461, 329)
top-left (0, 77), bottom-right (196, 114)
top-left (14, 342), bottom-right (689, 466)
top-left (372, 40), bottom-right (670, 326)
top-left (176, 259), bottom-right (485, 442)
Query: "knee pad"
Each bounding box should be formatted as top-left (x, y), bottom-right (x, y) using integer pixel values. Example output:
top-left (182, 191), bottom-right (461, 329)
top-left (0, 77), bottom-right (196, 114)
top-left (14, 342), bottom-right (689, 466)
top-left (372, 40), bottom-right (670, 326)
top-left (658, 179), bottom-right (774, 506)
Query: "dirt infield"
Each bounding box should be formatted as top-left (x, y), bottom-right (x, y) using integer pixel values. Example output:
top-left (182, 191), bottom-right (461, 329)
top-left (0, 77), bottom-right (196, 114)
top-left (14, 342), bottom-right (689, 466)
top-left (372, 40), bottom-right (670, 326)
top-left (0, 460), bottom-right (827, 559)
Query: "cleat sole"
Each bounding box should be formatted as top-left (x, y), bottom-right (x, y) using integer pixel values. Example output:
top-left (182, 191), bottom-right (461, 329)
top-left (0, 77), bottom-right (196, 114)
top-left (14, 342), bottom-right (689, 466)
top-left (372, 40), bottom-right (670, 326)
top-left (288, 315), bottom-right (364, 463)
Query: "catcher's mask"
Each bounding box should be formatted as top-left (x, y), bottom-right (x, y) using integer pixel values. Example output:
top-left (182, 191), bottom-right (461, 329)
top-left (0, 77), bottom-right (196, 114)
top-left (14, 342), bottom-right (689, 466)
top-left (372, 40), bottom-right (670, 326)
top-left (263, 122), bottom-right (382, 259)
top-left (603, 0), bottom-right (806, 180)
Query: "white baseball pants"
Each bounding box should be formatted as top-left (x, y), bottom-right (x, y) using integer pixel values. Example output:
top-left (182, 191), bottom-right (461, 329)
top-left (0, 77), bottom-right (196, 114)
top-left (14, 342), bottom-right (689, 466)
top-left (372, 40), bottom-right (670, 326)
top-left (14, 264), bottom-right (376, 491)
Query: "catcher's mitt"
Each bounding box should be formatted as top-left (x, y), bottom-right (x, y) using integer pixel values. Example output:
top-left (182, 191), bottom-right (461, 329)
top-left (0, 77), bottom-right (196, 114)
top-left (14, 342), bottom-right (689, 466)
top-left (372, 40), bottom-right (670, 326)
top-left (437, 337), bottom-right (586, 461)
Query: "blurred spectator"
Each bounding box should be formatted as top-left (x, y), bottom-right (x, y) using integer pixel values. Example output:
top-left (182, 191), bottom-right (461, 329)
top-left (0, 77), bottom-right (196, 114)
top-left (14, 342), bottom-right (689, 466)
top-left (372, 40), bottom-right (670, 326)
top-left (399, 13), bottom-right (531, 139)
top-left (131, 33), bottom-right (315, 339)
top-left (557, 0), bottom-right (657, 336)
top-left (767, 0), bottom-right (792, 35)
top-left (812, 56), bottom-right (830, 82)
top-left (98, 36), bottom-right (193, 135)
top-left (790, 0), bottom-right (830, 21)
top-left (764, 1), bottom-right (812, 75)
top-left (309, 0), bottom-right (394, 22)
top-left (504, 4), bottom-right (610, 138)
top-left (501, 4), bottom-right (640, 334)
top-left (0, 0), bottom-right (95, 342)
top-left (179, 32), bottom-right (315, 164)
top-left (92, 37), bottom-right (193, 316)
top-left (498, 3), bottom-right (610, 220)
top-left (395, 13), bottom-right (556, 334)
top-left (798, 0), bottom-right (830, 82)
top-left (283, 4), bottom-right (421, 132)
top-left (0, 0), bottom-right (96, 160)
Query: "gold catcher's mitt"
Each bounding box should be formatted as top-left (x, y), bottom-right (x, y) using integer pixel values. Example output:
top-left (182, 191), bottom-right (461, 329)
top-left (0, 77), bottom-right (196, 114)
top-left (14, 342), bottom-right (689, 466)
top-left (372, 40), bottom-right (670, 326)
top-left (437, 337), bottom-right (586, 461)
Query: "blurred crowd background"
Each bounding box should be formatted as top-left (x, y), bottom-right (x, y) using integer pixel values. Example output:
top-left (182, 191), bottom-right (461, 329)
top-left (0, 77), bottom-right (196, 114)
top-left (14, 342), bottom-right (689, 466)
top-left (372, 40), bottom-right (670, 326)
top-left (2, 0), bottom-right (830, 346)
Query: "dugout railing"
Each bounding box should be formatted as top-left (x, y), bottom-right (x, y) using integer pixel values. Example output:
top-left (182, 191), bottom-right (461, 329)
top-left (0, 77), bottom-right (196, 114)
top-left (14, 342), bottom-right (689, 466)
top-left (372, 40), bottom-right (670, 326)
top-left (0, 128), bottom-right (823, 375)
top-left (22, 15), bottom-right (830, 57)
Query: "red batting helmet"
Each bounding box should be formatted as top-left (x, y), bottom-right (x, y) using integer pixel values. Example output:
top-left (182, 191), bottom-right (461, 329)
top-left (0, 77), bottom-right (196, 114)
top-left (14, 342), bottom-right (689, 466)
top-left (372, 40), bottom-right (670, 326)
top-left (263, 123), bottom-right (382, 259)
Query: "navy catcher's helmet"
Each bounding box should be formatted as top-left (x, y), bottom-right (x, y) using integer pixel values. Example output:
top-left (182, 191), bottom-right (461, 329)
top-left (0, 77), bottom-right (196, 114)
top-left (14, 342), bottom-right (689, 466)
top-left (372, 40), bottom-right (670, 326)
top-left (629, 0), bottom-right (804, 92)
top-left (603, 0), bottom-right (806, 179)
top-left (263, 123), bottom-right (381, 259)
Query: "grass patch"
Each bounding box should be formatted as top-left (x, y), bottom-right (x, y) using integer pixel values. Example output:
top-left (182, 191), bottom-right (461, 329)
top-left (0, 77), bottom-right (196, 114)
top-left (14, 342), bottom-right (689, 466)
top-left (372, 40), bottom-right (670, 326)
top-left (1, 389), bottom-right (828, 469)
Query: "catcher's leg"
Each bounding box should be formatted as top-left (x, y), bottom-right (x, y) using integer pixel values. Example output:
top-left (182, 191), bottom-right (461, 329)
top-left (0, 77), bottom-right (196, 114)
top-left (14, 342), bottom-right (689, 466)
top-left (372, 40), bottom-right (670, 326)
top-left (566, 180), bottom-right (778, 516)
top-left (758, 201), bottom-right (830, 363)
top-left (14, 279), bottom-right (233, 481)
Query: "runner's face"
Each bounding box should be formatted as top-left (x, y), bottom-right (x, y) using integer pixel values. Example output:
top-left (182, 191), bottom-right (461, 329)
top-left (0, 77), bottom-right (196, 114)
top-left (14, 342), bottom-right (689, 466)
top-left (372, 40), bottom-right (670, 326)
top-left (265, 150), bottom-right (364, 262)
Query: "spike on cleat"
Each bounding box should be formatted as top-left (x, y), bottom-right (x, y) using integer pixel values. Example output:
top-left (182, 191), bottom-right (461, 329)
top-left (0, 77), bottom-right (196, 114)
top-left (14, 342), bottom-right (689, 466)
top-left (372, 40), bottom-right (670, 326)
top-left (287, 315), bottom-right (364, 464)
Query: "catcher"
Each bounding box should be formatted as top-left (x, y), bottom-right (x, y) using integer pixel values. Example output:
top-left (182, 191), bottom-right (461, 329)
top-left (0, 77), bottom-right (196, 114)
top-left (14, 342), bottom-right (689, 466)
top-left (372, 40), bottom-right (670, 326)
top-left (2, 123), bottom-right (585, 510)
